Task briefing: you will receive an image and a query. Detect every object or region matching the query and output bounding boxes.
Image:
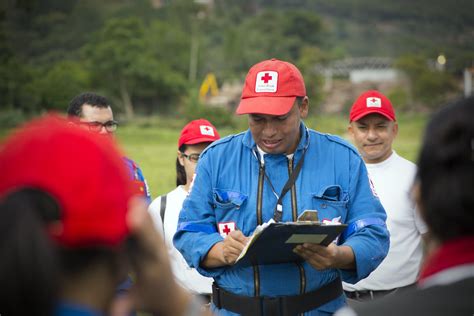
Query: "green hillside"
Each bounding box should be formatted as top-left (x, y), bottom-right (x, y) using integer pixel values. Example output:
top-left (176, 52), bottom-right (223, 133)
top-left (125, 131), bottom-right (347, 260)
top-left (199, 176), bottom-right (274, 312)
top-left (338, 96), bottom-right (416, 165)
top-left (1, 0), bottom-right (470, 117)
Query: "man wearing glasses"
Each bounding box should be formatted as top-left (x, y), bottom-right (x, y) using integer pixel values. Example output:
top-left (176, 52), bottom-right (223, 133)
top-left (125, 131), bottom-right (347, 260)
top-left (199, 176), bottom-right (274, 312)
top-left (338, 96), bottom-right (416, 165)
top-left (67, 92), bottom-right (151, 203)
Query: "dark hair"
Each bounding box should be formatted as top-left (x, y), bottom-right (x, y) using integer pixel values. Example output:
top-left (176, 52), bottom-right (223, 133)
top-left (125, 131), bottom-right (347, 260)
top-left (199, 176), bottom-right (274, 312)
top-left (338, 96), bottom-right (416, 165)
top-left (67, 92), bottom-right (111, 117)
top-left (176, 144), bottom-right (188, 186)
top-left (0, 189), bottom-right (60, 316)
top-left (296, 96), bottom-right (304, 105)
top-left (0, 189), bottom-right (125, 315)
top-left (416, 96), bottom-right (474, 242)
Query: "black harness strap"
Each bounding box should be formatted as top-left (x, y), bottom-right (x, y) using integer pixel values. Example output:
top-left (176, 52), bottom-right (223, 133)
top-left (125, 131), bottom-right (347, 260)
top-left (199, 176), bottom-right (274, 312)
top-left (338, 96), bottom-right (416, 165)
top-left (272, 150), bottom-right (306, 222)
top-left (257, 149), bottom-right (307, 223)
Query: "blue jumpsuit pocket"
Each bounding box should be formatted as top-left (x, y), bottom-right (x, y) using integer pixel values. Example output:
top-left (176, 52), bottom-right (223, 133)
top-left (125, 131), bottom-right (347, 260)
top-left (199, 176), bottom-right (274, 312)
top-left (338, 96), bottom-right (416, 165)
top-left (212, 189), bottom-right (247, 210)
top-left (213, 189), bottom-right (248, 233)
top-left (311, 185), bottom-right (348, 223)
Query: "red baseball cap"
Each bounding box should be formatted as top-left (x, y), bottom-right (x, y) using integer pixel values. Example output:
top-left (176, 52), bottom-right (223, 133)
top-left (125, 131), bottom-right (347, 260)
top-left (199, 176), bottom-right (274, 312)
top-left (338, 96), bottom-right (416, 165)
top-left (236, 58), bottom-right (306, 116)
top-left (178, 119), bottom-right (220, 148)
top-left (0, 115), bottom-right (134, 247)
top-left (349, 90), bottom-right (396, 122)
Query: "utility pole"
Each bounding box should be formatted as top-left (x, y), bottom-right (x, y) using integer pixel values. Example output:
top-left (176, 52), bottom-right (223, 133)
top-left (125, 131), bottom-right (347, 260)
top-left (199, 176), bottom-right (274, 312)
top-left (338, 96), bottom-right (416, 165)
top-left (188, 31), bottom-right (199, 83)
top-left (464, 68), bottom-right (473, 97)
top-left (188, 1), bottom-right (211, 83)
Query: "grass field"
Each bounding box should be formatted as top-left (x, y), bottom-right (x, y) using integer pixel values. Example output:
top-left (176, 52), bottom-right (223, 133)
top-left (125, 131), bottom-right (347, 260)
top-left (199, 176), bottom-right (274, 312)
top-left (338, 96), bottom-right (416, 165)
top-left (0, 113), bottom-right (428, 199)
top-left (115, 113), bottom-right (429, 199)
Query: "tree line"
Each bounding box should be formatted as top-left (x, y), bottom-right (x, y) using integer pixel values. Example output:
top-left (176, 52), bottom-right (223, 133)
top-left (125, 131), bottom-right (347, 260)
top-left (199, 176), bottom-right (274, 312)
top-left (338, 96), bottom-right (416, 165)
top-left (0, 0), bottom-right (471, 122)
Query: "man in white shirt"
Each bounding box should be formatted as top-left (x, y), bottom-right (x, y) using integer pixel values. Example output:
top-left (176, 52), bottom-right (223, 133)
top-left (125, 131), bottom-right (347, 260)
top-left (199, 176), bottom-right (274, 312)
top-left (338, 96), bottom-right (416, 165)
top-left (344, 90), bottom-right (427, 302)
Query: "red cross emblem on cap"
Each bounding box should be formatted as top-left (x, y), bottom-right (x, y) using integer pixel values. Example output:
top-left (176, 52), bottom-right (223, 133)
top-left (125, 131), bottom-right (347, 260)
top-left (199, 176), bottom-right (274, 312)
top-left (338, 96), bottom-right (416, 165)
top-left (255, 71), bottom-right (278, 93)
top-left (261, 73), bottom-right (272, 84)
top-left (199, 125), bottom-right (215, 136)
top-left (366, 97), bottom-right (382, 108)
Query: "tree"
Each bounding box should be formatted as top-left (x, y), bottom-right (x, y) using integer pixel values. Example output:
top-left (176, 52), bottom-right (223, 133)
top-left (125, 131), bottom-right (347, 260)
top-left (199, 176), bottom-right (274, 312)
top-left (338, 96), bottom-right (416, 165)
top-left (85, 16), bottom-right (188, 117)
top-left (29, 60), bottom-right (90, 111)
top-left (396, 55), bottom-right (458, 108)
top-left (297, 46), bottom-right (328, 108)
top-left (84, 17), bottom-right (149, 118)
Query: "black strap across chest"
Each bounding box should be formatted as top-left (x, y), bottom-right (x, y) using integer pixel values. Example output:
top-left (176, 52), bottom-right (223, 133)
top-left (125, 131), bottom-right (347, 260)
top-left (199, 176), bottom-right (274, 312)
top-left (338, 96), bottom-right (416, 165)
top-left (258, 148), bottom-right (307, 222)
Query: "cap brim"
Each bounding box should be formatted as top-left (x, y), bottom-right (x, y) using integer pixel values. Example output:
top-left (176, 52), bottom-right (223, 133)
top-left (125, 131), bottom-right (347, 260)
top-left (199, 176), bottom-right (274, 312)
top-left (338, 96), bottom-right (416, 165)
top-left (236, 96), bottom-right (296, 116)
top-left (184, 136), bottom-right (218, 146)
top-left (351, 110), bottom-right (395, 122)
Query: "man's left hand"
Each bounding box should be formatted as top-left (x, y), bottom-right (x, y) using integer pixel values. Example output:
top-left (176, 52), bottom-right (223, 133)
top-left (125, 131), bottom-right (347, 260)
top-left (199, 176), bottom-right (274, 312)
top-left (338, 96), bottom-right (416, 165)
top-left (293, 243), bottom-right (355, 270)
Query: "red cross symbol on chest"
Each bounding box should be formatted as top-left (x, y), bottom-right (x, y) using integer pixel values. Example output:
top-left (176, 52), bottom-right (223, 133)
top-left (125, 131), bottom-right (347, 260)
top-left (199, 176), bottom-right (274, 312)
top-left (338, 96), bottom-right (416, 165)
top-left (218, 222), bottom-right (236, 238)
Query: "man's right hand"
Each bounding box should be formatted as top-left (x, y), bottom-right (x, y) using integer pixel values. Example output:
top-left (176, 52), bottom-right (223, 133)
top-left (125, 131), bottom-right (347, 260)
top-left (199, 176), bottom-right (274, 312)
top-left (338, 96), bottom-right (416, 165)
top-left (202, 230), bottom-right (249, 268)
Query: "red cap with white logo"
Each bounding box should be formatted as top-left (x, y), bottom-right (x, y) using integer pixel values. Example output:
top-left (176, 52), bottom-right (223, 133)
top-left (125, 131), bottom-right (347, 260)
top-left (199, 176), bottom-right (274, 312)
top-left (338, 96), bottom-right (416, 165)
top-left (236, 58), bottom-right (306, 116)
top-left (178, 119), bottom-right (220, 148)
top-left (349, 90), bottom-right (396, 122)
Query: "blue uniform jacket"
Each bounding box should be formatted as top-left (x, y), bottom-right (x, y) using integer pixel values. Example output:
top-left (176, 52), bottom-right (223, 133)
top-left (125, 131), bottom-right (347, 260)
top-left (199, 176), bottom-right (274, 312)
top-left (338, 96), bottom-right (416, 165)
top-left (174, 123), bottom-right (389, 315)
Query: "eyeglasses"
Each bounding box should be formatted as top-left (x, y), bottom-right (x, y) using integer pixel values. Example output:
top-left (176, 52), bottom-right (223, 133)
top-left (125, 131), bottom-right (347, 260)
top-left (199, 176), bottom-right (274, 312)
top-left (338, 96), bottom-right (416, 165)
top-left (181, 152), bottom-right (200, 163)
top-left (79, 120), bottom-right (118, 133)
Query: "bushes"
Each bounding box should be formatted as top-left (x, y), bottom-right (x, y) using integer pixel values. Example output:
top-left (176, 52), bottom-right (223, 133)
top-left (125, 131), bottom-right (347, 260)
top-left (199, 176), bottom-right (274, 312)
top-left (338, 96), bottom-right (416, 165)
top-left (395, 55), bottom-right (459, 109)
top-left (184, 100), bottom-right (235, 129)
top-left (0, 109), bottom-right (28, 129)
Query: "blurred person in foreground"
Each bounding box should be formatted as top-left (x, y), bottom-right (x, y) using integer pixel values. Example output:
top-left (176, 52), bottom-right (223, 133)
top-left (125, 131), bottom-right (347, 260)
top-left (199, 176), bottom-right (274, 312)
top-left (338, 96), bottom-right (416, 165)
top-left (0, 115), bottom-right (212, 316)
top-left (336, 97), bottom-right (474, 316)
top-left (343, 90), bottom-right (427, 303)
top-left (149, 119), bottom-right (220, 305)
top-left (174, 58), bottom-right (390, 315)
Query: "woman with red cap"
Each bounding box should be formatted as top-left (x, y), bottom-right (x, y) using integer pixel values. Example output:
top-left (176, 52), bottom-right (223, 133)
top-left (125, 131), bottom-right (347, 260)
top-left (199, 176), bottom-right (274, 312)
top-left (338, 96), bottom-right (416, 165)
top-left (0, 115), bottom-right (211, 316)
top-left (149, 119), bottom-right (220, 304)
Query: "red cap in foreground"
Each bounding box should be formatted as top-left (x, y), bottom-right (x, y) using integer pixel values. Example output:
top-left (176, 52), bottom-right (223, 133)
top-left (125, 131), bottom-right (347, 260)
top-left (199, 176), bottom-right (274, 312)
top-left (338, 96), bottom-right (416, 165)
top-left (0, 115), bottom-right (133, 247)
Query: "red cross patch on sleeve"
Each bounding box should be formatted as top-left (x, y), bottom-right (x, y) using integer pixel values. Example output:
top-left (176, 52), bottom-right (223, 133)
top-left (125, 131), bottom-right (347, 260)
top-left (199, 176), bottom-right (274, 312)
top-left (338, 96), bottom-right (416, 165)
top-left (218, 221), bottom-right (236, 238)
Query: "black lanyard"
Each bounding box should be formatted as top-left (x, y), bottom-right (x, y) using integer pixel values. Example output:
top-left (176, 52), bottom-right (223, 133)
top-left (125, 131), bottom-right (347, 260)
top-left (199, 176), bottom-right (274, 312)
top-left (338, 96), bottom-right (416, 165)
top-left (255, 146), bottom-right (307, 222)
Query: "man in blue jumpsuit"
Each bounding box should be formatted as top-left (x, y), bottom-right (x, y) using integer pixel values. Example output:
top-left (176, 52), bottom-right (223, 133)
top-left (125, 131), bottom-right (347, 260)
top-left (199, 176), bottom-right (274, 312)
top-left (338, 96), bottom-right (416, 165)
top-left (174, 59), bottom-right (390, 315)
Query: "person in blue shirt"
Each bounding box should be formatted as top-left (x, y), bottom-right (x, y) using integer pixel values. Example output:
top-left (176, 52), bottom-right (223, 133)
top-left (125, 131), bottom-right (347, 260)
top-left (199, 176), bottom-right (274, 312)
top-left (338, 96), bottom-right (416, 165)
top-left (174, 59), bottom-right (390, 315)
top-left (67, 92), bottom-right (151, 203)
